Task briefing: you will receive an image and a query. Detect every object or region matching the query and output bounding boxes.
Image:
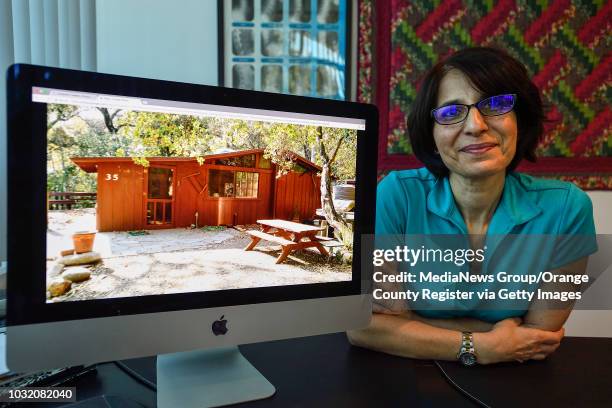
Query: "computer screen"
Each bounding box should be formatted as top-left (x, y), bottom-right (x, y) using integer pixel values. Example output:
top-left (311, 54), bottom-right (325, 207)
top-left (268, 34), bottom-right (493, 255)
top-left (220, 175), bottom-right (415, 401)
top-left (35, 86), bottom-right (363, 303)
top-left (6, 64), bottom-right (377, 402)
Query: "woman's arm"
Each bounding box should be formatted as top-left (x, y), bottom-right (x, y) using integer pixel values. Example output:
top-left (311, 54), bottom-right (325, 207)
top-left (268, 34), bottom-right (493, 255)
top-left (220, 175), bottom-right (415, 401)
top-left (522, 257), bottom-right (588, 331)
top-left (348, 311), bottom-right (565, 364)
top-left (352, 256), bottom-right (565, 364)
top-left (347, 311), bottom-right (463, 360)
top-left (410, 312), bottom-right (493, 332)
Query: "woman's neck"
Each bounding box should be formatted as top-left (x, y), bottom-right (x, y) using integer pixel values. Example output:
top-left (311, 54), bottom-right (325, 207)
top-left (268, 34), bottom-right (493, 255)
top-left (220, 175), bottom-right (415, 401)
top-left (449, 172), bottom-right (505, 235)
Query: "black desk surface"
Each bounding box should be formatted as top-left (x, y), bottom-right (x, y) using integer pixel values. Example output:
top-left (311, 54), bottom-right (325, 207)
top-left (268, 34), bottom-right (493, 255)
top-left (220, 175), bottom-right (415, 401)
top-left (28, 333), bottom-right (612, 408)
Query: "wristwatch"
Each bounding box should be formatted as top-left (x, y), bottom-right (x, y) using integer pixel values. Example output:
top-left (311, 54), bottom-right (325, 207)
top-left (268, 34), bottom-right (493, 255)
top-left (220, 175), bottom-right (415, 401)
top-left (457, 331), bottom-right (477, 366)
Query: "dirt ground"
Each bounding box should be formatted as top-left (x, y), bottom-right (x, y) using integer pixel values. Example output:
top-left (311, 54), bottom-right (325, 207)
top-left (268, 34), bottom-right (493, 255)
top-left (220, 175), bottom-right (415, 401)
top-left (47, 209), bottom-right (351, 302)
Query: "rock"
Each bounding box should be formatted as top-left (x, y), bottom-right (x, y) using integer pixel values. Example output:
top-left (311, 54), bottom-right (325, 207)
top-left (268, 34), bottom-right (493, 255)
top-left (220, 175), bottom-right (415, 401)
top-left (62, 267), bottom-right (91, 282)
top-left (46, 263), bottom-right (64, 278)
top-left (58, 251), bottom-right (102, 266)
top-left (48, 279), bottom-right (72, 297)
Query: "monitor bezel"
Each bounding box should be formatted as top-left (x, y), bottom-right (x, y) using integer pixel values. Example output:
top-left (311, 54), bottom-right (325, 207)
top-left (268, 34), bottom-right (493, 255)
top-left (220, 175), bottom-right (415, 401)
top-left (6, 64), bottom-right (378, 326)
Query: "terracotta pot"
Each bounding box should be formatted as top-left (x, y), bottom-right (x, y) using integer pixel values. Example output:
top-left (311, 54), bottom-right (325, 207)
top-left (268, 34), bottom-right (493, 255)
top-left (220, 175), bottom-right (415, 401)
top-left (72, 231), bottom-right (96, 254)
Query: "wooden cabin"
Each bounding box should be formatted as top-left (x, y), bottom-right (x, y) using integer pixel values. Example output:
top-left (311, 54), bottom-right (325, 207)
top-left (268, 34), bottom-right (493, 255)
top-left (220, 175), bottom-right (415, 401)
top-left (71, 149), bottom-right (322, 232)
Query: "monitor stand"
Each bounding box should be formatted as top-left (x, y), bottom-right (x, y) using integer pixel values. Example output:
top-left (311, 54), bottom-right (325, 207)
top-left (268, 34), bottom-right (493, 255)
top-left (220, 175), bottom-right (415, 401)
top-left (157, 346), bottom-right (276, 408)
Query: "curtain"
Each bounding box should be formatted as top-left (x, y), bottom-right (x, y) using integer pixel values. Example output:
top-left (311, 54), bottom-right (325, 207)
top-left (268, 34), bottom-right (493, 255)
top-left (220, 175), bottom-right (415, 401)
top-left (0, 0), bottom-right (98, 262)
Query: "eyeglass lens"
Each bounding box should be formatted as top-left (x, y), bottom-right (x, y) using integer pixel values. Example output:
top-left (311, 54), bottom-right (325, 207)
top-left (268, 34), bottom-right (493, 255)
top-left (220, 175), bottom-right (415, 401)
top-left (433, 94), bottom-right (515, 125)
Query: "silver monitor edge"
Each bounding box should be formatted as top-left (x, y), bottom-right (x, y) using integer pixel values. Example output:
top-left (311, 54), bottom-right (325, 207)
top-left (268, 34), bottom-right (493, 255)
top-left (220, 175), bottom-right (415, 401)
top-left (7, 294), bottom-right (372, 372)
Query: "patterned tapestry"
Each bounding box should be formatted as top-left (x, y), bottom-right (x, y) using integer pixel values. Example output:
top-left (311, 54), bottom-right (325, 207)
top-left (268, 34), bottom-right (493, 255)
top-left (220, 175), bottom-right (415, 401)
top-left (358, 0), bottom-right (611, 189)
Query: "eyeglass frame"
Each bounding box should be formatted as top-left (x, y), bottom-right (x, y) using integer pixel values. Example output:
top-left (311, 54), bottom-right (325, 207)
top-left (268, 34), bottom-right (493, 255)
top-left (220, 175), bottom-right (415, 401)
top-left (430, 93), bottom-right (517, 125)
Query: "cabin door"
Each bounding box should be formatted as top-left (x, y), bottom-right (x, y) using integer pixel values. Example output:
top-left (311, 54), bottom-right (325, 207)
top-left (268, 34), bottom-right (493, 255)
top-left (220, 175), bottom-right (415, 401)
top-left (145, 166), bottom-right (175, 228)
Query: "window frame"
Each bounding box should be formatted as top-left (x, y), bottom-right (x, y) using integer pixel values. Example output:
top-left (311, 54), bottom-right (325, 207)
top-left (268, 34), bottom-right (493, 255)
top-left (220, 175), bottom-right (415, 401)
top-left (218, 0), bottom-right (352, 100)
top-left (207, 168), bottom-right (260, 200)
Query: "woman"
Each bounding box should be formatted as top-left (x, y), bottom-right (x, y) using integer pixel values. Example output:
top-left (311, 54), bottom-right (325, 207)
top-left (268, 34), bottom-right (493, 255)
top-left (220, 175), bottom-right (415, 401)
top-left (348, 47), bottom-right (597, 365)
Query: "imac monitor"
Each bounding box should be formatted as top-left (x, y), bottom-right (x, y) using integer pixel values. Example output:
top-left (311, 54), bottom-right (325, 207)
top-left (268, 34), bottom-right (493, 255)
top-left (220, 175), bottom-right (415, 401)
top-left (6, 64), bottom-right (377, 406)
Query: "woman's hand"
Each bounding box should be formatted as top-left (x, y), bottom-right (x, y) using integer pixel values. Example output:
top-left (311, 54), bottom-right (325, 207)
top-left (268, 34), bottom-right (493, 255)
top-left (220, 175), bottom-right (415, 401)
top-left (475, 318), bottom-right (564, 364)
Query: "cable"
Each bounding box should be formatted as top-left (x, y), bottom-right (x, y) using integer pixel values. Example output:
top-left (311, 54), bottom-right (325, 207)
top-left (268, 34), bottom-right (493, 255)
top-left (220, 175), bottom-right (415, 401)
top-left (433, 360), bottom-right (491, 408)
top-left (113, 361), bottom-right (157, 391)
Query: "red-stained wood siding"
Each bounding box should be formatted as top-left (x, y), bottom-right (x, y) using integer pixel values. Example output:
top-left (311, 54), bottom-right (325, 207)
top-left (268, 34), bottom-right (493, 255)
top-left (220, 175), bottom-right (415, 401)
top-left (200, 170), bottom-right (274, 226)
top-left (89, 153), bottom-right (319, 231)
top-left (274, 172), bottom-right (321, 222)
top-left (174, 163), bottom-right (206, 227)
top-left (96, 162), bottom-right (144, 232)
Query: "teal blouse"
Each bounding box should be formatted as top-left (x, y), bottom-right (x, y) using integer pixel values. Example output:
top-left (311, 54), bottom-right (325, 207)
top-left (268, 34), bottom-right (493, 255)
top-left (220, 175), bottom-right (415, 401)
top-left (375, 167), bottom-right (598, 323)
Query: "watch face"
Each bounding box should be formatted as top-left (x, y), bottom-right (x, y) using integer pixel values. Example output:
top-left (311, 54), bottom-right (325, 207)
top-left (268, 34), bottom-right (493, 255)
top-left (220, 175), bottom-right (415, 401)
top-left (459, 352), bottom-right (477, 366)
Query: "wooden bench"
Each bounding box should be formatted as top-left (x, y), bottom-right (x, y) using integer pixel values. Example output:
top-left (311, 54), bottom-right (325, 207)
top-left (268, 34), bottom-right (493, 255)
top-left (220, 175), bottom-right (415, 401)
top-left (245, 230), bottom-right (298, 264)
top-left (48, 192), bottom-right (97, 210)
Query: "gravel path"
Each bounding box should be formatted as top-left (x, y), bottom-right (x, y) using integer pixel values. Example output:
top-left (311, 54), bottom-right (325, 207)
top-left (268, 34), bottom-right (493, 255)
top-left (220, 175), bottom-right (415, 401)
top-left (47, 210), bottom-right (351, 302)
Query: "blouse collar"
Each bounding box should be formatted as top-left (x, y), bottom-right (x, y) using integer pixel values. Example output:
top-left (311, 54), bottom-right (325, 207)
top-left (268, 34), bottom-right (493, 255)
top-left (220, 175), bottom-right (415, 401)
top-left (426, 172), bottom-right (542, 234)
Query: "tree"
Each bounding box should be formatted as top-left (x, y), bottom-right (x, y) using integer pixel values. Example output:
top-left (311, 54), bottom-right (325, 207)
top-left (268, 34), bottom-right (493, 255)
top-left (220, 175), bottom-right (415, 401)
top-left (232, 121), bottom-right (357, 248)
top-left (125, 112), bottom-right (213, 166)
top-left (47, 105), bottom-right (123, 193)
top-left (47, 126), bottom-right (74, 191)
top-left (96, 108), bottom-right (128, 134)
top-left (45, 105), bottom-right (358, 249)
top-left (48, 104), bottom-right (78, 130)
top-left (314, 126), bottom-right (354, 248)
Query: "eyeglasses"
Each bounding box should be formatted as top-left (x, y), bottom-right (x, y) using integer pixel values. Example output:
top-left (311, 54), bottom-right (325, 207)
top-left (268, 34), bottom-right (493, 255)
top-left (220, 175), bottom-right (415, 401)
top-left (431, 94), bottom-right (517, 125)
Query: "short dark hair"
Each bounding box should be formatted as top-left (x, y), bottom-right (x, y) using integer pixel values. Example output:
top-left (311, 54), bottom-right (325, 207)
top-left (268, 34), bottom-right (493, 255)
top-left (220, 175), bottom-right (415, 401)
top-left (407, 47), bottom-right (545, 178)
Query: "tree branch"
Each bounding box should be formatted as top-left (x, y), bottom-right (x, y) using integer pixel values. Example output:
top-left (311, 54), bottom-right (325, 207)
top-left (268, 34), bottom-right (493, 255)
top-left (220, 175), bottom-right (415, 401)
top-left (47, 118), bottom-right (60, 130)
top-left (329, 131), bottom-right (347, 165)
top-left (97, 107), bottom-right (118, 133)
top-left (110, 109), bottom-right (122, 120)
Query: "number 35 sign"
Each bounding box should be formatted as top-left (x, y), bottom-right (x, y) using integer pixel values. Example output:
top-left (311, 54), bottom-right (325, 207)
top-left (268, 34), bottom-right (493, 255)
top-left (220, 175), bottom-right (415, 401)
top-left (105, 173), bottom-right (119, 181)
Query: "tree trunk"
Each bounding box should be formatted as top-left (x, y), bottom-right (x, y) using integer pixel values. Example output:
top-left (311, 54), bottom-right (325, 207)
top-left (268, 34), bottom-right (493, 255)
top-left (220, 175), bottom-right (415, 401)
top-left (59, 147), bottom-right (67, 192)
top-left (97, 108), bottom-right (125, 134)
top-left (316, 127), bottom-right (351, 247)
top-left (302, 143), bottom-right (312, 161)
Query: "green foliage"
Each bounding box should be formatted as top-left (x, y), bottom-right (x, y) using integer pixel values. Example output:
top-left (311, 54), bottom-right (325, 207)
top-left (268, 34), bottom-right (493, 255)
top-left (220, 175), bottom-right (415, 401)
top-left (127, 112), bottom-right (212, 157)
top-left (336, 223), bottom-right (353, 251)
top-left (200, 226), bottom-right (226, 231)
top-left (47, 105), bottom-right (132, 193)
top-left (47, 164), bottom-right (96, 195)
top-left (46, 103), bottom-right (357, 203)
top-left (259, 123), bottom-right (356, 180)
top-left (48, 104), bottom-right (78, 130)
top-left (127, 230), bottom-right (150, 236)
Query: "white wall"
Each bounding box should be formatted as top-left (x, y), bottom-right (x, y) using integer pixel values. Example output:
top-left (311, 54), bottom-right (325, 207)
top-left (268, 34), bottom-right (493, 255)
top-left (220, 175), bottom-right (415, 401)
top-left (0, 0), bottom-right (13, 265)
top-left (565, 192), bottom-right (612, 337)
top-left (0, 0), bottom-right (219, 265)
top-left (587, 192), bottom-right (612, 234)
top-left (96, 0), bottom-right (218, 85)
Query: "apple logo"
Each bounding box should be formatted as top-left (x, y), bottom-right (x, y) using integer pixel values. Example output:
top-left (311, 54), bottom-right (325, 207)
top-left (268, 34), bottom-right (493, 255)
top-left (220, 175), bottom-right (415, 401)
top-left (212, 315), bottom-right (228, 336)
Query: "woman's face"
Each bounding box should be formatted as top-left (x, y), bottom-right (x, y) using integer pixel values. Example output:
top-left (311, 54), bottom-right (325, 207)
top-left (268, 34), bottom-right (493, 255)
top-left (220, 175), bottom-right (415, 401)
top-left (432, 69), bottom-right (518, 179)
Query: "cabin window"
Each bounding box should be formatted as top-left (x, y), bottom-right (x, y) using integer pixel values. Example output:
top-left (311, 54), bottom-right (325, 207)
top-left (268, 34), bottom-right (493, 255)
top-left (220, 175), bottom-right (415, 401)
top-left (216, 154), bottom-right (256, 168)
top-left (148, 168), bottom-right (173, 199)
top-left (209, 170), bottom-right (235, 197)
top-left (208, 170), bottom-right (259, 198)
top-left (235, 172), bottom-right (259, 198)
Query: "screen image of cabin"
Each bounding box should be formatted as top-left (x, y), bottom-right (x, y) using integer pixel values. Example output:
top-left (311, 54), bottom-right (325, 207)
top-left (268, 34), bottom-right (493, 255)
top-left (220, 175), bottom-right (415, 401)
top-left (71, 149), bottom-right (322, 232)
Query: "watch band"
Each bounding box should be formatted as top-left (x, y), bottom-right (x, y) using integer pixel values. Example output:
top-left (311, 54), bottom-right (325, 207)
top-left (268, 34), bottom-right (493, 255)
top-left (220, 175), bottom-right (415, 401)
top-left (459, 331), bottom-right (474, 354)
top-left (457, 331), bottom-right (477, 366)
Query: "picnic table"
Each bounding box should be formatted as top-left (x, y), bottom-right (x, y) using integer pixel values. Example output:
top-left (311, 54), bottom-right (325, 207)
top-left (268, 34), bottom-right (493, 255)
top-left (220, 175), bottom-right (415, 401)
top-left (245, 219), bottom-right (330, 264)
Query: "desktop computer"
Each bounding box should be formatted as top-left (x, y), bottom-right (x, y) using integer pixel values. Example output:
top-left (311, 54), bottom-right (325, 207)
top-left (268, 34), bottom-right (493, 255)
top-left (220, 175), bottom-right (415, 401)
top-left (5, 64), bottom-right (378, 407)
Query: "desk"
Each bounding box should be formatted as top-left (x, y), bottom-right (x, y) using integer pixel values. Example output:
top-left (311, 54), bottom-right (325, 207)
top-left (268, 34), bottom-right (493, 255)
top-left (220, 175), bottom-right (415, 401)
top-left (27, 333), bottom-right (612, 407)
